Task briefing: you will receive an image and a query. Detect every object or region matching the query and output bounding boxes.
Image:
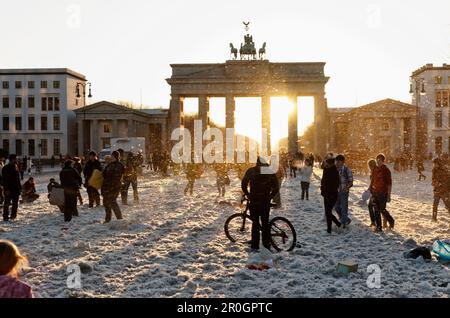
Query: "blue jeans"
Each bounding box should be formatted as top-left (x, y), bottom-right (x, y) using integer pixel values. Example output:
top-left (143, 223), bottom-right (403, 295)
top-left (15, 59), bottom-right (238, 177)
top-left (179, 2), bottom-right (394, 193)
top-left (335, 191), bottom-right (351, 225)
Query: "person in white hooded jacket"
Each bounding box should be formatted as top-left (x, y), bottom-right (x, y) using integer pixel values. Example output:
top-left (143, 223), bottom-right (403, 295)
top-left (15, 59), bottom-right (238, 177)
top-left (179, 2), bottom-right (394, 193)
top-left (299, 158), bottom-right (313, 200)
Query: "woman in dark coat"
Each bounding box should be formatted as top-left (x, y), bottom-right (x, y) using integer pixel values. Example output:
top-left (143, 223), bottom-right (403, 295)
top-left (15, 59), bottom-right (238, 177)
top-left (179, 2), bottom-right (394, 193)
top-left (321, 158), bottom-right (342, 234)
top-left (60, 160), bottom-right (82, 222)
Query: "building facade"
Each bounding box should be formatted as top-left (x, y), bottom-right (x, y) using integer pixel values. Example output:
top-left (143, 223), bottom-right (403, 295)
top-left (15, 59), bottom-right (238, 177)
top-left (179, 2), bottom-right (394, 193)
top-left (329, 99), bottom-right (417, 159)
top-left (411, 63), bottom-right (450, 156)
top-left (74, 101), bottom-right (169, 156)
top-left (0, 68), bottom-right (87, 159)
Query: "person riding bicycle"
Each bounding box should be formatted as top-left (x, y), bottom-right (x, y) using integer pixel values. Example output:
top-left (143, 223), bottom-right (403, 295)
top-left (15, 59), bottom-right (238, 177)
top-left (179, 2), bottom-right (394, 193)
top-left (241, 157), bottom-right (279, 251)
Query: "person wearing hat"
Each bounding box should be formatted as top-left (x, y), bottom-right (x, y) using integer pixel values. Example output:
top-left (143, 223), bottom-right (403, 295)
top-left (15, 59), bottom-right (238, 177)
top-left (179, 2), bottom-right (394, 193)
top-left (101, 151), bottom-right (124, 223)
top-left (2, 155), bottom-right (22, 221)
top-left (83, 151), bottom-right (102, 208)
top-left (60, 160), bottom-right (82, 222)
top-left (241, 156), bottom-right (279, 251)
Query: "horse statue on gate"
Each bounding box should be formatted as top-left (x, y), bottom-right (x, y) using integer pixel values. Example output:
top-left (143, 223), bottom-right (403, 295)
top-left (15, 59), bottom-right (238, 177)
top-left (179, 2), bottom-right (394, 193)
top-left (259, 42), bottom-right (266, 60)
top-left (229, 43), bottom-right (238, 60)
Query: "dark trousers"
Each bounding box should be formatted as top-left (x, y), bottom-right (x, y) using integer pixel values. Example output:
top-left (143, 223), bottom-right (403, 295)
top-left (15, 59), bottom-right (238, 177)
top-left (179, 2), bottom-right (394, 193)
top-left (0, 186), bottom-right (4, 205)
top-left (372, 192), bottom-right (394, 230)
top-left (301, 182), bottom-right (310, 200)
top-left (103, 191), bottom-right (123, 223)
top-left (87, 186), bottom-right (100, 207)
top-left (432, 191), bottom-right (450, 220)
top-left (324, 194), bottom-right (341, 232)
top-left (3, 192), bottom-right (20, 221)
top-left (290, 167), bottom-right (297, 178)
top-left (63, 189), bottom-right (78, 222)
top-left (368, 197), bottom-right (388, 227)
top-left (121, 176), bottom-right (139, 205)
top-left (249, 202), bottom-right (271, 250)
top-left (184, 179), bottom-right (195, 195)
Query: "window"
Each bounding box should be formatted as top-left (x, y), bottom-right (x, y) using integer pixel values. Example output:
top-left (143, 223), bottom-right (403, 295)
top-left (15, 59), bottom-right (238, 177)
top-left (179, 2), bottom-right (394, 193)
top-left (53, 81), bottom-right (60, 89)
top-left (3, 117), bottom-right (9, 131)
top-left (28, 81), bottom-right (35, 89)
top-left (41, 97), bottom-right (47, 111)
top-left (435, 137), bottom-right (443, 155)
top-left (41, 81), bottom-right (47, 89)
top-left (15, 81), bottom-right (22, 89)
top-left (2, 140), bottom-right (9, 153)
top-left (28, 96), bottom-right (35, 108)
top-left (2, 81), bottom-right (9, 89)
top-left (53, 116), bottom-right (60, 131)
top-left (41, 116), bottom-right (48, 131)
top-left (381, 123), bottom-right (389, 131)
top-left (53, 139), bottom-right (60, 156)
top-left (435, 111), bottom-right (443, 128)
top-left (15, 96), bottom-right (22, 108)
top-left (48, 97), bottom-right (53, 111)
top-left (435, 76), bottom-right (443, 84)
top-left (15, 117), bottom-right (22, 131)
top-left (28, 116), bottom-right (35, 131)
top-left (40, 139), bottom-right (48, 156)
top-left (55, 97), bottom-right (60, 111)
top-left (15, 139), bottom-right (22, 156)
top-left (2, 97), bottom-right (9, 108)
top-left (436, 91), bottom-right (443, 107)
top-left (28, 139), bottom-right (35, 156)
top-left (103, 123), bottom-right (111, 133)
top-left (448, 76), bottom-right (450, 84)
top-left (443, 90), bottom-right (449, 107)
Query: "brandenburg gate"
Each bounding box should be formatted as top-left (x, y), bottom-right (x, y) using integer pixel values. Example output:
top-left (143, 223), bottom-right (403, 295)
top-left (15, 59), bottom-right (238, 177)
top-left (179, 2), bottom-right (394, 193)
top-left (166, 27), bottom-right (330, 156)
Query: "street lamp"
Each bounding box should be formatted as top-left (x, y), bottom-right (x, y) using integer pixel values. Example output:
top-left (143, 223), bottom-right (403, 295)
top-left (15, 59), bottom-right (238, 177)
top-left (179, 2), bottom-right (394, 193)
top-left (409, 78), bottom-right (426, 160)
top-left (76, 82), bottom-right (92, 100)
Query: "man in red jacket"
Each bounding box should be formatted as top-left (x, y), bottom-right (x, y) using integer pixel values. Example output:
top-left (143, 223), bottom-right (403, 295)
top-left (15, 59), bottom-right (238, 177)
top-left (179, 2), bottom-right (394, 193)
top-left (370, 153), bottom-right (395, 232)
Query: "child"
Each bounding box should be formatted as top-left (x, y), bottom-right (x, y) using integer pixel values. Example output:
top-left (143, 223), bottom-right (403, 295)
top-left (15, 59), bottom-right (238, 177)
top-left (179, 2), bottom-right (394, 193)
top-left (0, 240), bottom-right (33, 298)
top-left (299, 159), bottom-right (313, 200)
top-left (417, 160), bottom-right (426, 181)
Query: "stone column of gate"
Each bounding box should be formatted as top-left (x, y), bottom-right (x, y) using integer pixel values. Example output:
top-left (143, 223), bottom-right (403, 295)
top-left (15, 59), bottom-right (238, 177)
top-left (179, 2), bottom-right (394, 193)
top-left (410, 117), bottom-right (417, 155)
top-left (288, 95), bottom-right (298, 154)
top-left (314, 94), bottom-right (328, 156)
top-left (261, 95), bottom-right (271, 156)
top-left (77, 119), bottom-right (84, 156)
top-left (198, 95), bottom-right (210, 143)
top-left (225, 95), bottom-right (236, 163)
top-left (169, 94), bottom-right (183, 137)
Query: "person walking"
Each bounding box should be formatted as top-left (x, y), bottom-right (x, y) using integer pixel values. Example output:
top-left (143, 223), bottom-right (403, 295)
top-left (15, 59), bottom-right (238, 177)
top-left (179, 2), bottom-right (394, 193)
top-left (101, 151), bottom-right (124, 223)
top-left (321, 157), bottom-right (342, 234)
top-left (370, 153), bottom-right (395, 232)
top-left (417, 159), bottom-right (426, 181)
top-left (73, 157), bottom-right (84, 205)
top-left (83, 151), bottom-right (102, 208)
top-left (334, 154), bottom-right (353, 227)
top-left (214, 163), bottom-right (230, 197)
top-left (431, 157), bottom-right (450, 222)
top-left (241, 157), bottom-right (279, 251)
top-left (299, 158), bottom-right (313, 200)
top-left (2, 155), bottom-right (22, 222)
top-left (59, 160), bottom-right (82, 222)
top-left (121, 152), bottom-right (139, 205)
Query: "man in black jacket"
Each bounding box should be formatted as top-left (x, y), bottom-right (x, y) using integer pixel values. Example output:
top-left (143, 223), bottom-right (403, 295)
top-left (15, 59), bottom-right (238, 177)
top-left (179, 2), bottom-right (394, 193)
top-left (102, 151), bottom-right (124, 223)
top-left (60, 160), bottom-right (82, 222)
top-left (2, 154), bottom-right (22, 221)
top-left (83, 151), bottom-right (102, 208)
top-left (241, 157), bottom-right (279, 250)
top-left (321, 158), bottom-right (342, 234)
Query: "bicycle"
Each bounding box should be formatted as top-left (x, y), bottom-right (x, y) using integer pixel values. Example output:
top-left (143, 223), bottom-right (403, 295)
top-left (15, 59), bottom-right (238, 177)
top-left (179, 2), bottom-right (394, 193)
top-left (224, 196), bottom-right (297, 251)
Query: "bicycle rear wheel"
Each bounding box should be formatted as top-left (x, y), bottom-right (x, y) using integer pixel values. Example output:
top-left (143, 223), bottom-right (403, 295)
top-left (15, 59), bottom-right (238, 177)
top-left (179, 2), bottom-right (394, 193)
top-left (270, 216), bottom-right (297, 251)
top-left (224, 213), bottom-right (252, 243)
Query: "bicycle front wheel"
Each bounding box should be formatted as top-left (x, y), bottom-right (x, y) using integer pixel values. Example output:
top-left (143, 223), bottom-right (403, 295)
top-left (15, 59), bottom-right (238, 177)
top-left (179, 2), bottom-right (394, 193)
top-left (224, 213), bottom-right (252, 243)
top-left (270, 217), bottom-right (297, 252)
